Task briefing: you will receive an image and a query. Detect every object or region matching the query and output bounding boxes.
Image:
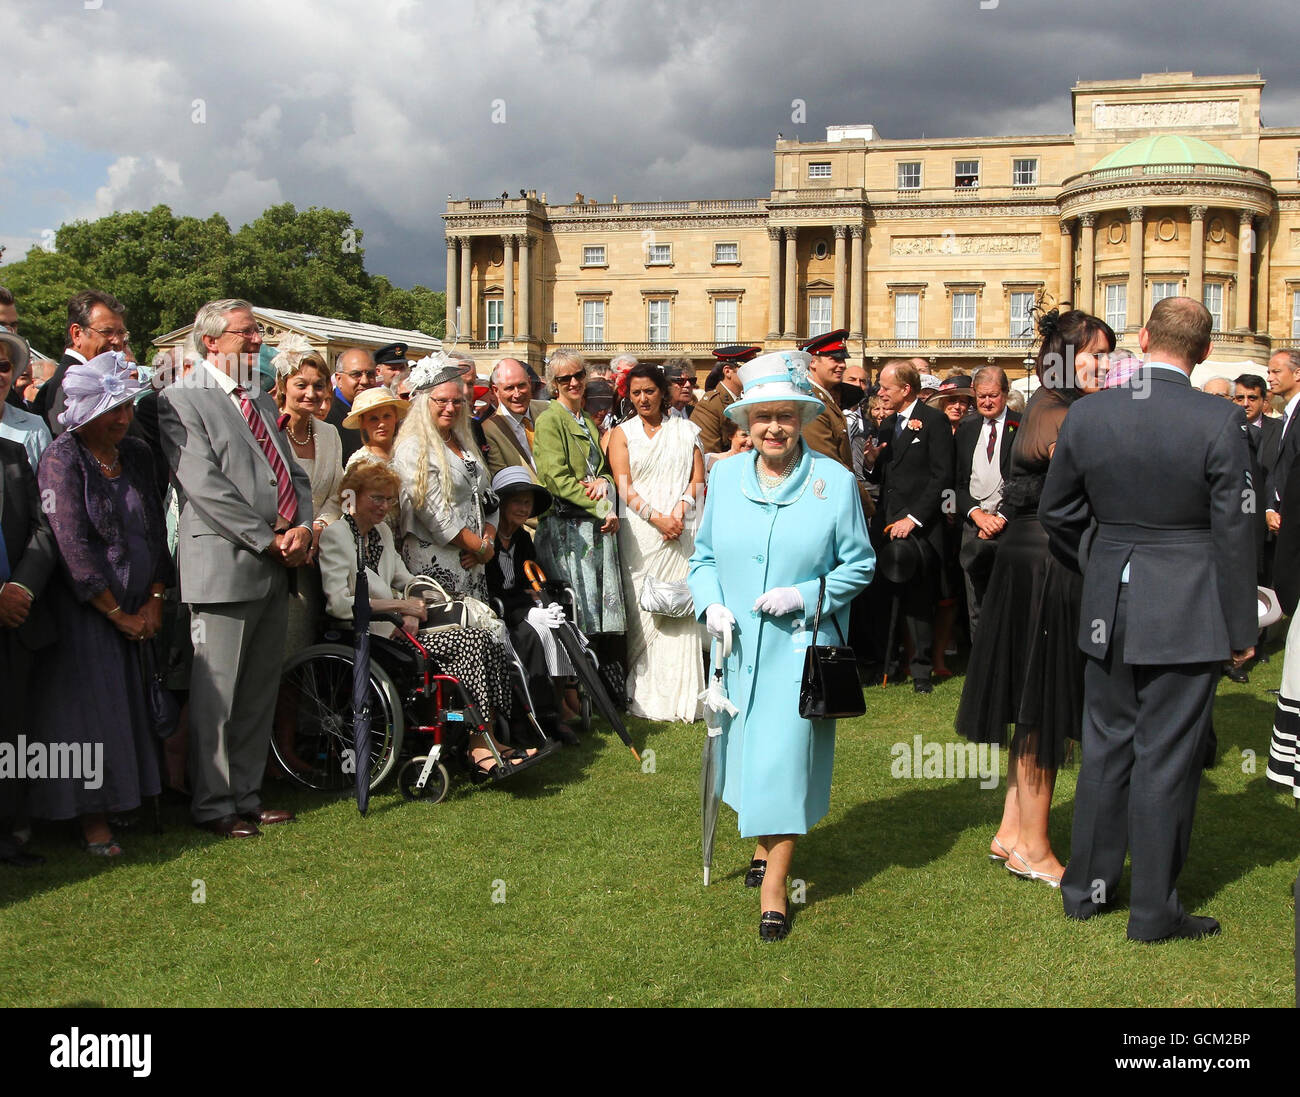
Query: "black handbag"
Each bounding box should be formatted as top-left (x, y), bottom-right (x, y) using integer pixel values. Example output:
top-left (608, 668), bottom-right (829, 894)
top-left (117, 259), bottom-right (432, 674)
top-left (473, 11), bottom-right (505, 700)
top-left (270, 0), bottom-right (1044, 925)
top-left (139, 637), bottom-right (182, 740)
top-left (799, 576), bottom-right (866, 720)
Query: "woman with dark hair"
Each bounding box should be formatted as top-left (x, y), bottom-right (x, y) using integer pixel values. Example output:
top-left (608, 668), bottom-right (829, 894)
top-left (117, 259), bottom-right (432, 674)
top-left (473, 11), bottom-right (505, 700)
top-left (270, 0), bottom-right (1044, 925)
top-left (607, 363), bottom-right (706, 721)
top-left (955, 306), bottom-right (1116, 887)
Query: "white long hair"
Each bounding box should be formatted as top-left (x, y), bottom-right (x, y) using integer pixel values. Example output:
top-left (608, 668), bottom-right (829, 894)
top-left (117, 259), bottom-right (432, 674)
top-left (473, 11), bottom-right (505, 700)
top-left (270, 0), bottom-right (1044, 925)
top-left (401, 387), bottom-right (477, 513)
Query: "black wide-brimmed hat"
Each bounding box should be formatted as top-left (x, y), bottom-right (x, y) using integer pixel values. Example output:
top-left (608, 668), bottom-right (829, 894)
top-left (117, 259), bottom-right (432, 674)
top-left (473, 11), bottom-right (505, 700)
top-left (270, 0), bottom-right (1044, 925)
top-left (876, 536), bottom-right (927, 585)
top-left (491, 466), bottom-right (552, 517)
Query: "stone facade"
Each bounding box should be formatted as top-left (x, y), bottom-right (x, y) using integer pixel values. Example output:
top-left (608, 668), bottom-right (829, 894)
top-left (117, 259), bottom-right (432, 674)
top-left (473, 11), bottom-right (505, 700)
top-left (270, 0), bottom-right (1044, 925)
top-left (444, 72), bottom-right (1300, 374)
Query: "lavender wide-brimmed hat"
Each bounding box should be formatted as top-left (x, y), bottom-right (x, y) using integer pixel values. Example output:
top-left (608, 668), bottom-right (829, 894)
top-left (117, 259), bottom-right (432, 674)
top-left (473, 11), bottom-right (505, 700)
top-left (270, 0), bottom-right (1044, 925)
top-left (59, 351), bottom-right (145, 431)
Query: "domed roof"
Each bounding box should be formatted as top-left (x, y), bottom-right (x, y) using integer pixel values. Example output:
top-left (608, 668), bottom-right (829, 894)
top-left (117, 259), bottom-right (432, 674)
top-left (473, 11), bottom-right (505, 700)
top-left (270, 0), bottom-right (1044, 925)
top-left (1093, 135), bottom-right (1239, 170)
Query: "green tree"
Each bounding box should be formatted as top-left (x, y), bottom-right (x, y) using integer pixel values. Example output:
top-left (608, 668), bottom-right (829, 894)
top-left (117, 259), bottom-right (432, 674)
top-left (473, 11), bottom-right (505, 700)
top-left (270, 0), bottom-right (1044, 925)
top-left (0, 247), bottom-right (93, 356)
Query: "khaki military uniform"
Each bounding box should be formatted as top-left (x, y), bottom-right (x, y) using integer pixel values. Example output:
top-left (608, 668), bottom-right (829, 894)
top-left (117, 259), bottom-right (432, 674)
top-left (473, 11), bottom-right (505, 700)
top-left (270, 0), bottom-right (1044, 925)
top-left (691, 384), bottom-right (739, 454)
top-left (805, 380), bottom-right (874, 519)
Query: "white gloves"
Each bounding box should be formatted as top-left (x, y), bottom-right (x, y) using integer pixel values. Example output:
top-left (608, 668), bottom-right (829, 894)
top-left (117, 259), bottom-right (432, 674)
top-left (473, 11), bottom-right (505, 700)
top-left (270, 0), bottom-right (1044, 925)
top-left (753, 586), bottom-right (803, 617)
top-left (704, 603), bottom-right (735, 658)
top-left (526, 605), bottom-right (566, 631)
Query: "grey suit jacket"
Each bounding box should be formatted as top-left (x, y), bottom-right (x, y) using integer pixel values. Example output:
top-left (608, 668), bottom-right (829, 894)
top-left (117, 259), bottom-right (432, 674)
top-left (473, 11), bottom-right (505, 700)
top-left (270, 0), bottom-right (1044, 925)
top-left (158, 365), bottom-right (313, 605)
top-left (481, 400), bottom-right (548, 481)
top-left (1040, 366), bottom-right (1256, 665)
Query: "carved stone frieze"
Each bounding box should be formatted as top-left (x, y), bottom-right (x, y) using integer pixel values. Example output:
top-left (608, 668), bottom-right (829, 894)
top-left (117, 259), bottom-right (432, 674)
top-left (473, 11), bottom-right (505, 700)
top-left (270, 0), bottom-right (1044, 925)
top-left (1092, 100), bottom-right (1240, 129)
top-left (890, 233), bottom-right (1042, 257)
top-left (873, 204), bottom-right (1060, 219)
top-left (546, 215), bottom-right (767, 232)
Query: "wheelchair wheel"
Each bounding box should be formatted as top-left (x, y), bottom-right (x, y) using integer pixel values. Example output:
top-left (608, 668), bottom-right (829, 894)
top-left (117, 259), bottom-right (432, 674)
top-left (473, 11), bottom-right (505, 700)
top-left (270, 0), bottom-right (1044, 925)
top-left (272, 644), bottom-right (404, 793)
top-left (398, 756), bottom-right (450, 803)
top-left (580, 690), bottom-right (592, 735)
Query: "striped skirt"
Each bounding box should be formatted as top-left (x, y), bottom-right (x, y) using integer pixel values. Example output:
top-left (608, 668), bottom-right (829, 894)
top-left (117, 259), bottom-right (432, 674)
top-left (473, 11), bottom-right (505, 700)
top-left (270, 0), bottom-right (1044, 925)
top-left (1267, 610), bottom-right (1300, 799)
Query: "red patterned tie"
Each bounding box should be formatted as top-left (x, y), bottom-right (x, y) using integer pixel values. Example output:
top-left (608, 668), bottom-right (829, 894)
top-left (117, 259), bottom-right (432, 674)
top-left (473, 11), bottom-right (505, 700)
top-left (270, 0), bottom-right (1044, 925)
top-left (986, 419), bottom-right (997, 461)
top-left (234, 386), bottom-right (298, 527)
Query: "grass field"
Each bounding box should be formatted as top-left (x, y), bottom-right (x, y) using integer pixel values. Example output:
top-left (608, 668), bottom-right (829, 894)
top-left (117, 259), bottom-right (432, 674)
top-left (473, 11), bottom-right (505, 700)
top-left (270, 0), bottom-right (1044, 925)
top-left (1, 652), bottom-right (1296, 1009)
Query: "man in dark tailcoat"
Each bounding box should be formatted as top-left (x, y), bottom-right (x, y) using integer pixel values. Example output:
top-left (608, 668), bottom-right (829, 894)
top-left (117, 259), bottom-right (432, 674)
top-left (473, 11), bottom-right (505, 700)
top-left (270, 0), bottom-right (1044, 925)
top-left (1040, 297), bottom-right (1256, 942)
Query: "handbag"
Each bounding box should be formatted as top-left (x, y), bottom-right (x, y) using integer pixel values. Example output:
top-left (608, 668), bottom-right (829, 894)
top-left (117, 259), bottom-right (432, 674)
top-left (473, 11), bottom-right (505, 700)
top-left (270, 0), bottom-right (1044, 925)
top-left (798, 576), bottom-right (866, 720)
top-left (404, 575), bottom-right (500, 634)
top-left (638, 576), bottom-right (694, 618)
top-left (139, 637), bottom-right (182, 740)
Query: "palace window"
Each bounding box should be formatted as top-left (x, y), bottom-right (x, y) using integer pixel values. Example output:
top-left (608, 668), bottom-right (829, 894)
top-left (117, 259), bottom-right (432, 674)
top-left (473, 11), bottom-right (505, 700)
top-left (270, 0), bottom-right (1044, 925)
top-left (1009, 292), bottom-right (1035, 338)
top-left (1104, 283), bottom-right (1127, 332)
top-left (486, 299), bottom-right (503, 346)
top-left (894, 293), bottom-right (919, 340)
top-left (1293, 291), bottom-right (1300, 339)
top-left (951, 292), bottom-right (977, 338)
top-left (648, 299), bottom-right (671, 343)
top-left (808, 295), bottom-right (832, 338)
top-left (1012, 158), bottom-right (1038, 187)
top-left (582, 245), bottom-right (606, 267)
top-left (1203, 283), bottom-right (1224, 332)
top-left (713, 242), bottom-right (739, 264)
top-left (1151, 281), bottom-right (1180, 306)
top-left (897, 162), bottom-right (921, 190)
top-left (808, 162), bottom-right (832, 179)
top-left (582, 300), bottom-right (605, 344)
top-left (955, 160), bottom-right (980, 189)
top-left (647, 243), bottom-right (672, 266)
top-left (714, 298), bottom-right (737, 342)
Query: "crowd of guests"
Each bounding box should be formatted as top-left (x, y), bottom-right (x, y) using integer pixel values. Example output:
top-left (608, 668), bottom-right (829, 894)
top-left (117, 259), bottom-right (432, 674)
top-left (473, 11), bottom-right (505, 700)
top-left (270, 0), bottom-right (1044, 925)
top-left (1, 283), bottom-right (1296, 948)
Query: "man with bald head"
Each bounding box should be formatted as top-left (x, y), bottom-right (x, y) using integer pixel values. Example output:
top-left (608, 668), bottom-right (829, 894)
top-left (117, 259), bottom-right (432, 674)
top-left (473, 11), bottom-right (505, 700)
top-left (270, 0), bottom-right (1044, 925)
top-left (1201, 376), bottom-right (1233, 400)
top-left (482, 356), bottom-right (549, 481)
top-left (327, 346), bottom-right (380, 460)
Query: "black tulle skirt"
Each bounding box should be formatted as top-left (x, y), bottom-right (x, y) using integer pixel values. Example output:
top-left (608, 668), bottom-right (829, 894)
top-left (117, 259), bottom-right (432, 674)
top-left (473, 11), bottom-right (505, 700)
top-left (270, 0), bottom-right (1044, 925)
top-left (954, 513), bottom-right (1084, 769)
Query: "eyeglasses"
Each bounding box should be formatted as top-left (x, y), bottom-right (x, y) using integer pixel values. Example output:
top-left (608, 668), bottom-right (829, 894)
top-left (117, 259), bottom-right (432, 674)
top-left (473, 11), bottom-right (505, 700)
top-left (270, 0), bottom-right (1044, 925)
top-left (0, 358), bottom-right (12, 372)
top-left (344, 370), bottom-right (380, 382)
top-left (87, 326), bottom-right (130, 341)
top-left (429, 396), bottom-right (465, 409)
top-left (366, 494), bottom-right (398, 507)
top-left (673, 377), bottom-right (696, 386)
top-left (554, 371), bottom-right (585, 386)
top-left (224, 325), bottom-right (264, 338)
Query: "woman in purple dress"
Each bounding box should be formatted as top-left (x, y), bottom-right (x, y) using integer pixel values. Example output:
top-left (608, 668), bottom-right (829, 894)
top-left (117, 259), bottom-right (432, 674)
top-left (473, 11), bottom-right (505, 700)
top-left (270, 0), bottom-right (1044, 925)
top-left (30, 353), bottom-right (171, 856)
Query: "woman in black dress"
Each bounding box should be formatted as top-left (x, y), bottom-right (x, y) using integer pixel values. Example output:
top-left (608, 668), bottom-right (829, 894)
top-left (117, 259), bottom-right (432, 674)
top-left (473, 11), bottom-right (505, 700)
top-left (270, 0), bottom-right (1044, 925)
top-left (955, 308), bottom-right (1116, 887)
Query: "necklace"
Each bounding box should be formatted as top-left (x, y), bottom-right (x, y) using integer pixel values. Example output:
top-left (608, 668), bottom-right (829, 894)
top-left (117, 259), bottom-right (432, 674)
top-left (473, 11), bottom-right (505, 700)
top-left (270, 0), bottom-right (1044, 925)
top-left (757, 448), bottom-right (799, 486)
top-left (287, 414), bottom-right (314, 446)
top-left (95, 453), bottom-right (121, 476)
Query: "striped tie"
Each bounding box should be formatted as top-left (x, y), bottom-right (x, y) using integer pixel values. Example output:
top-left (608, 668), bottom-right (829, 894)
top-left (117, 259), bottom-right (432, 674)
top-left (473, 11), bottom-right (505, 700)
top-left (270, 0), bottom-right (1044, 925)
top-left (234, 386), bottom-right (298, 527)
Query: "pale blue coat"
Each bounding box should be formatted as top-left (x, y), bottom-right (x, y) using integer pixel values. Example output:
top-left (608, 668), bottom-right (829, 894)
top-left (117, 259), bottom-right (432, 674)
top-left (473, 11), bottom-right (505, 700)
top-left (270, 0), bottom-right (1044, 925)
top-left (688, 445), bottom-right (875, 837)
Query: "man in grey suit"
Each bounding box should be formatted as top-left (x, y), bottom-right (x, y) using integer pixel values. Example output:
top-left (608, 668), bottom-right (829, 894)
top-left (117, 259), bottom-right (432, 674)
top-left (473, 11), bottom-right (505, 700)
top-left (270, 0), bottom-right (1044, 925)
top-left (1041, 297), bottom-right (1256, 941)
top-left (159, 299), bottom-right (314, 838)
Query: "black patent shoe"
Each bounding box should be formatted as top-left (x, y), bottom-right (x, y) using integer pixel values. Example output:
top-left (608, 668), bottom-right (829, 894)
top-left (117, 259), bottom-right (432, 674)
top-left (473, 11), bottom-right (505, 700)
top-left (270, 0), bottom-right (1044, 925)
top-left (744, 858), bottom-right (767, 887)
top-left (759, 910), bottom-right (790, 942)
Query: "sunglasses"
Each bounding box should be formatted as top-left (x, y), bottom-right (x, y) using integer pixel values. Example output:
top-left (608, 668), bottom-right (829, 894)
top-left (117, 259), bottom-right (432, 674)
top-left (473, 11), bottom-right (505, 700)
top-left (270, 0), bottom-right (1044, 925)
top-left (554, 371), bottom-right (585, 386)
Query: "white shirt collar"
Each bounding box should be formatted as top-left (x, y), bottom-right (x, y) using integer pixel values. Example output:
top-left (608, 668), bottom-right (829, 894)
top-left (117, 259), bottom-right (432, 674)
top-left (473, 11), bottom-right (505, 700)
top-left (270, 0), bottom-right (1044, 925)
top-left (64, 348), bottom-right (87, 365)
top-left (897, 399), bottom-right (919, 422)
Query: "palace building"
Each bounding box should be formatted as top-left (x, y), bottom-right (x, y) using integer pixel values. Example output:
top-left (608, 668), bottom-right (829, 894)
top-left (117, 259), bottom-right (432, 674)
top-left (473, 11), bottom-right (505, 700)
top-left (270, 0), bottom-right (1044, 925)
top-left (443, 72), bottom-right (1300, 375)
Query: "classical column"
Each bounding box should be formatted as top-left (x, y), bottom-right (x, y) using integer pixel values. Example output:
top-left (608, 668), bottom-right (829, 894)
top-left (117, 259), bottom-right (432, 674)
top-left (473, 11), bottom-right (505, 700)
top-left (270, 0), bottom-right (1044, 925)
top-left (1236, 210), bottom-right (1254, 331)
top-left (833, 225), bottom-right (848, 331)
top-left (767, 227), bottom-right (783, 339)
top-left (1079, 213), bottom-right (1096, 314)
top-left (1188, 206), bottom-right (1207, 305)
top-left (1257, 217), bottom-right (1271, 334)
top-left (783, 226), bottom-right (799, 339)
top-left (1058, 221), bottom-right (1074, 305)
top-left (1127, 206), bottom-right (1145, 331)
top-left (458, 236), bottom-right (473, 341)
top-left (518, 235), bottom-right (532, 343)
top-left (849, 225), bottom-right (865, 340)
top-left (445, 238), bottom-right (459, 338)
top-left (502, 234), bottom-right (516, 341)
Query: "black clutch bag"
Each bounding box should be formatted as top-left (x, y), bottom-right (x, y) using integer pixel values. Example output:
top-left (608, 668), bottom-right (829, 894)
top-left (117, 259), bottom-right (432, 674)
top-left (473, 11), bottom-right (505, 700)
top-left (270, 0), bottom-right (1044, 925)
top-left (799, 576), bottom-right (866, 720)
top-left (139, 637), bottom-right (182, 741)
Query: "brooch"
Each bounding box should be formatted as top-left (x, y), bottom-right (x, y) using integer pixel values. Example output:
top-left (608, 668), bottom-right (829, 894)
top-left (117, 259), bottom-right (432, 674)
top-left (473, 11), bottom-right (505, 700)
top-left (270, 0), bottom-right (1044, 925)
top-left (813, 478), bottom-right (826, 499)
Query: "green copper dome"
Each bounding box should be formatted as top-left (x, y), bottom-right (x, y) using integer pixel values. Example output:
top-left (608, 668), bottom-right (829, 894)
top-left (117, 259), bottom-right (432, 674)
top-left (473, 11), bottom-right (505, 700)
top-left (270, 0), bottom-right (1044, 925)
top-left (1092, 135), bottom-right (1239, 170)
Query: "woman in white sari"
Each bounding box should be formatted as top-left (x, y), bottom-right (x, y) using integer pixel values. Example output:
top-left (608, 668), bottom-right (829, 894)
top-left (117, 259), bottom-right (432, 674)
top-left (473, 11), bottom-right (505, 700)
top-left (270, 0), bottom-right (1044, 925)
top-left (607, 363), bottom-right (706, 722)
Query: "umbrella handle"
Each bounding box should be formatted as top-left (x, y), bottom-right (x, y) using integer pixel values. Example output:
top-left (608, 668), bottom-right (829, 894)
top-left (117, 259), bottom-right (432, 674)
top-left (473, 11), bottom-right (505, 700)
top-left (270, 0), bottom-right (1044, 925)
top-left (523, 559), bottom-right (547, 593)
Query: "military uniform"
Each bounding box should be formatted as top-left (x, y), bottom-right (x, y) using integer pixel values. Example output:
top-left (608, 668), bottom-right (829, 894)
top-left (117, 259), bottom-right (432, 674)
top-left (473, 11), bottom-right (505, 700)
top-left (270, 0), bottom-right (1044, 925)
top-left (691, 383), bottom-right (739, 454)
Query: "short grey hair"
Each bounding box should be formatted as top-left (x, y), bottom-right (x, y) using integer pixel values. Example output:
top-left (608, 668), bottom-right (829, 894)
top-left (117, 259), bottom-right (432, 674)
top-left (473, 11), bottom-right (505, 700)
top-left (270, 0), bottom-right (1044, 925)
top-left (545, 348), bottom-right (586, 389)
top-left (192, 299), bottom-right (253, 356)
top-left (1273, 348), bottom-right (1300, 373)
top-left (971, 365), bottom-right (1009, 394)
top-left (609, 353), bottom-right (638, 373)
top-left (490, 356), bottom-right (527, 387)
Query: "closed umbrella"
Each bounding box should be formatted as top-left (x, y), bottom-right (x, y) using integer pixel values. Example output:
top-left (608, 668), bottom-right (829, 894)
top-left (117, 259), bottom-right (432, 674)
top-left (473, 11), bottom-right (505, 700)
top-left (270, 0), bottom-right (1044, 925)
top-left (351, 526), bottom-right (373, 815)
top-left (700, 636), bottom-right (737, 885)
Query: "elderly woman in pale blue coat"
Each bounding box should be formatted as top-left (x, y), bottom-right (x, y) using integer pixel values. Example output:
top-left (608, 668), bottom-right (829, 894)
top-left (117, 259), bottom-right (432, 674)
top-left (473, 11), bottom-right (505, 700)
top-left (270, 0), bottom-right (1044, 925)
top-left (688, 350), bottom-right (874, 942)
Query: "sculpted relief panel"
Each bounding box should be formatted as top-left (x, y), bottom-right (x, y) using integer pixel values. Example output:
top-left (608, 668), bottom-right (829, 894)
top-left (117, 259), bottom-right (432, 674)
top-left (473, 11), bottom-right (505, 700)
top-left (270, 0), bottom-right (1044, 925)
top-left (890, 233), bottom-right (1041, 257)
top-left (1092, 100), bottom-right (1240, 129)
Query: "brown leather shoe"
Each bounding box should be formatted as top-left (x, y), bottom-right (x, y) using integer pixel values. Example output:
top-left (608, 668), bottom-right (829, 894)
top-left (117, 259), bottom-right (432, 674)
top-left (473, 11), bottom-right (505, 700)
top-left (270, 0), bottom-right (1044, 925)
top-left (197, 814), bottom-right (260, 838)
top-left (240, 808), bottom-right (296, 827)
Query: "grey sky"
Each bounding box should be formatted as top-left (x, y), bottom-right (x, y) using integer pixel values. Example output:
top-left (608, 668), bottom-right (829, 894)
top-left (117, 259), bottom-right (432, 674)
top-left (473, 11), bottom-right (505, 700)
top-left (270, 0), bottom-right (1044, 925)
top-left (3, 0), bottom-right (1296, 289)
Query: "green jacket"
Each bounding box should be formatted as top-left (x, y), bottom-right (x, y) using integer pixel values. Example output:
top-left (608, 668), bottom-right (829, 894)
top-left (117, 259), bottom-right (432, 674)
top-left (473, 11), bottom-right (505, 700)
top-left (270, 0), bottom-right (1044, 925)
top-left (533, 401), bottom-right (612, 518)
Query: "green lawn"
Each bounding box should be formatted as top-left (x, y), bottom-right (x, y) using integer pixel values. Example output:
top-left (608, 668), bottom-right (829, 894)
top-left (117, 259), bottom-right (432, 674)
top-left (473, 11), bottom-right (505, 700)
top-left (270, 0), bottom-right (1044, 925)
top-left (2, 652), bottom-right (1296, 1008)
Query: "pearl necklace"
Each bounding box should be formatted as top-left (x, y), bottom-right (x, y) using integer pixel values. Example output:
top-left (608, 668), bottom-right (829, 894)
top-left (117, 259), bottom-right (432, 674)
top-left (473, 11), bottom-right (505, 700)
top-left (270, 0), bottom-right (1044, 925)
top-left (757, 448), bottom-right (799, 496)
top-left (288, 414), bottom-right (314, 446)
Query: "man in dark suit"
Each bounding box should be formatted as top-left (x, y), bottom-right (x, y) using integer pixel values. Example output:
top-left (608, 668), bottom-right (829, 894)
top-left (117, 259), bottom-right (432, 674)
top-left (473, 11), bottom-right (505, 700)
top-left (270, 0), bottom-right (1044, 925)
top-left (1263, 350), bottom-right (1300, 538)
top-left (0, 437), bottom-right (57, 866)
top-left (1040, 297), bottom-right (1256, 942)
top-left (1230, 372), bottom-right (1280, 681)
top-left (32, 290), bottom-right (128, 435)
top-left (955, 366), bottom-right (1020, 637)
top-left (326, 346), bottom-right (380, 461)
top-left (864, 358), bottom-right (955, 693)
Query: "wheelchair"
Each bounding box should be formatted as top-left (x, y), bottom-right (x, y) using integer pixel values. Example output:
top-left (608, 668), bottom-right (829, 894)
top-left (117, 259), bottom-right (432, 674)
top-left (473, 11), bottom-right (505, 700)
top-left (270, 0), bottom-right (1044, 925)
top-left (272, 611), bottom-right (557, 805)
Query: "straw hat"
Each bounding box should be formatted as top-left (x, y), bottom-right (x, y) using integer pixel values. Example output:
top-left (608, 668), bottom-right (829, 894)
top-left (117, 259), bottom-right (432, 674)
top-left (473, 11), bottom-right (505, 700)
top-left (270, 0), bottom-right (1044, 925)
top-left (342, 385), bottom-right (412, 430)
